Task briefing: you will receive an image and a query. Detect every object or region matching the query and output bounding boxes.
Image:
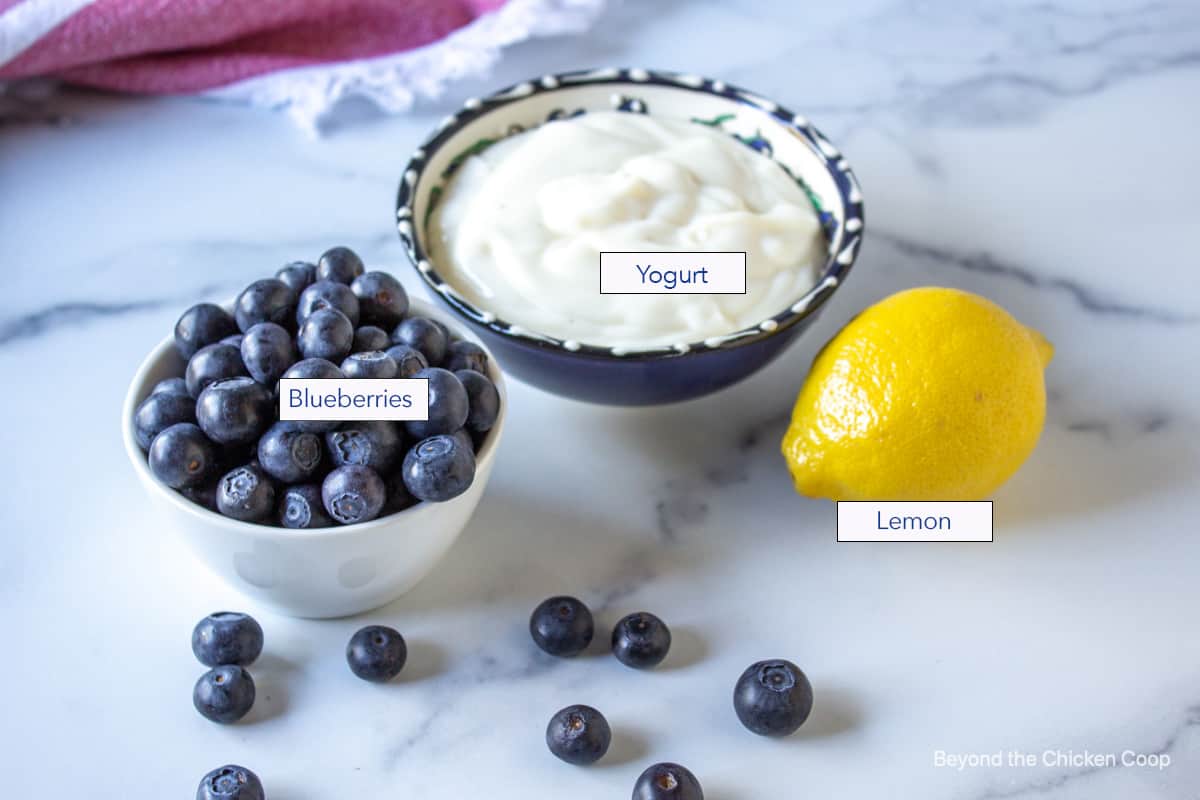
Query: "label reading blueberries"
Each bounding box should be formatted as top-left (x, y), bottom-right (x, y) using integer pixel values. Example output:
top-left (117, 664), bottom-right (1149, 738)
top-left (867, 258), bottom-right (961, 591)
top-left (279, 378), bottom-right (429, 422)
top-left (599, 252), bottom-right (747, 295)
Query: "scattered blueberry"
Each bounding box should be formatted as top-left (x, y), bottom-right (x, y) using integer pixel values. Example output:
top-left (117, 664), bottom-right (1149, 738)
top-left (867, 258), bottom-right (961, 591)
top-left (148, 423), bottom-right (217, 489)
top-left (341, 351), bottom-right (398, 379)
top-left (391, 317), bottom-right (447, 366)
top-left (733, 659), bottom-right (813, 737)
top-left (151, 376), bottom-right (189, 397)
top-left (185, 343), bottom-right (249, 398)
top-left (316, 246), bottom-right (365, 285)
top-left (404, 368), bottom-right (468, 439)
top-left (455, 369), bottom-right (500, 433)
top-left (135, 390), bottom-right (197, 450)
top-left (240, 322), bottom-right (296, 385)
top-left (401, 434), bottom-right (475, 502)
top-left (193, 665), bottom-right (256, 724)
top-left (279, 358), bottom-right (344, 433)
top-left (235, 278), bottom-right (294, 333)
top-left (296, 280), bottom-right (360, 327)
top-left (278, 483), bottom-right (333, 529)
top-left (352, 325), bottom-right (391, 353)
top-left (345, 625), bottom-right (407, 682)
top-left (297, 307), bottom-right (354, 362)
top-left (275, 260), bottom-right (317, 295)
top-left (351, 271), bottom-right (409, 329)
top-left (216, 464), bottom-right (276, 522)
top-left (196, 764), bottom-right (265, 800)
top-left (258, 422), bottom-right (323, 483)
top-left (322, 465), bottom-right (385, 525)
top-left (444, 340), bottom-right (488, 374)
top-left (546, 704), bottom-right (611, 765)
top-left (175, 303), bottom-right (238, 360)
top-left (191, 611), bottom-right (263, 667)
top-left (385, 344), bottom-right (428, 377)
top-left (530, 596), bottom-right (594, 657)
top-left (326, 421), bottom-right (404, 474)
top-left (612, 612), bottom-right (672, 669)
top-left (633, 763), bottom-right (704, 800)
top-left (196, 377), bottom-right (273, 445)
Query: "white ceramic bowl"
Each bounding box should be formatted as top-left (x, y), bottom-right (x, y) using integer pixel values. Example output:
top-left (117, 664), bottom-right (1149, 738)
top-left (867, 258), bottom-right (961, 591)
top-left (122, 297), bottom-right (506, 618)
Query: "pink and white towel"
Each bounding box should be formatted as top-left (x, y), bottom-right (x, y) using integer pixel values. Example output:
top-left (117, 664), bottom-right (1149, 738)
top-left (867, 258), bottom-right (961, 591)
top-left (0, 0), bottom-right (605, 129)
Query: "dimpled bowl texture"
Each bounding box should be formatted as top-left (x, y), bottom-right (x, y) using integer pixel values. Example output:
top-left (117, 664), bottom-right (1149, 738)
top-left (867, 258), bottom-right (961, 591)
top-left (397, 67), bottom-right (865, 406)
top-left (122, 297), bottom-right (506, 618)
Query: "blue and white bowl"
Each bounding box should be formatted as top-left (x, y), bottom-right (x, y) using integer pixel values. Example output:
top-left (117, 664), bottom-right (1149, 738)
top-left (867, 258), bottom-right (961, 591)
top-left (397, 68), bottom-right (864, 405)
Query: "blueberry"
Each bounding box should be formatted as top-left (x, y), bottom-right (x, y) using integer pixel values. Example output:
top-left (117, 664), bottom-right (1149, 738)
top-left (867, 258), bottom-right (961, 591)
top-left (278, 483), bottom-right (333, 529)
top-left (316, 246), bottom-right (365, 285)
top-left (352, 325), bottom-right (391, 353)
top-left (193, 665), bottom-right (255, 724)
top-left (151, 377), bottom-right (189, 397)
top-left (612, 612), bottom-right (672, 669)
top-left (296, 280), bottom-right (360, 327)
top-left (258, 422), bottom-right (323, 483)
top-left (450, 427), bottom-right (474, 456)
top-left (322, 465), bottom-right (385, 525)
top-left (191, 611), bottom-right (264, 667)
top-left (148, 423), bottom-right (217, 489)
top-left (351, 271), bottom-right (409, 329)
top-left (391, 317), bottom-right (447, 366)
top-left (275, 260), bottom-right (317, 294)
top-left (196, 377), bottom-right (273, 445)
top-left (444, 340), bottom-right (488, 375)
top-left (383, 470), bottom-right (417, 514)
top-left (341, 351), bottom-right (398, 380)
top-left (279, 358), bottom-right (344, 433)
top-left (326, 421), bottom-right (404, 473)
top-left (529, 596), bottom-right (593, 657)
top-left (733, 659), bottom-right (813, 737)
top-left (185, 343), bottom-right (249, 398)
top-left (134, 390), bottom-right (196, 450)
top-left (404, 368), bottom-right (468, 439)
top-left (297, 307), bottom-right (354, 362)
top-left (240, 322), bottom-right (296, 385)
top-left (345, 625), bottom-right (407, 682)
top-left (454, 369), bottom-right (500, 433)
top-left (216, 464), bottom-right (276, 522)
top-left (633, 763), bottom-right (704, 800)
top-left (385, 344), bottom-right (428, 377)
top-left (401, 434), bottom-right (475, 502)
top-left (546, 704), bottom-right (611, 765)
top-left (220, 333), bottom-right (244, 348)
top-left (196, 764), bottom-right (264, 800)
top-left (235, 278), bottom-right (295, 333)
top-left (181, 480), bottom-right (219, 512)
top-left (175, 303), bottom-right (238, 360)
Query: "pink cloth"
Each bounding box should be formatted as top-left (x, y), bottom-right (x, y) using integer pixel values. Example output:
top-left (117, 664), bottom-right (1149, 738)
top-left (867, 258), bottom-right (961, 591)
top-left (0, 0), bottom-right (508, 92)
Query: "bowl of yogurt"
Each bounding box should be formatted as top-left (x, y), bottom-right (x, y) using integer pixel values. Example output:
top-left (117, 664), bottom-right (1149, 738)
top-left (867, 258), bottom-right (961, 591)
top-left (397, 68), bottom-right (864, 405)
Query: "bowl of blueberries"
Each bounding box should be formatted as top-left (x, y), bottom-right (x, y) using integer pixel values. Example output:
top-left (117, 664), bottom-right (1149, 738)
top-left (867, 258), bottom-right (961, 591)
top-left (122, 247), bottom-right (506, 618)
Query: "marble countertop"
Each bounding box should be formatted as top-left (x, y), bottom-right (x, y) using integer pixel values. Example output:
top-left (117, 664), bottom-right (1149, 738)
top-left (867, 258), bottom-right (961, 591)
top-left (2, 1), bottom-right (1198, 797)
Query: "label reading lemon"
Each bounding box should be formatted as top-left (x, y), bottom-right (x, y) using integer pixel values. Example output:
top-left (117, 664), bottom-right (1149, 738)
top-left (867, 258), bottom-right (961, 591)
top-left (781, 287), bottom-right (1052, 502)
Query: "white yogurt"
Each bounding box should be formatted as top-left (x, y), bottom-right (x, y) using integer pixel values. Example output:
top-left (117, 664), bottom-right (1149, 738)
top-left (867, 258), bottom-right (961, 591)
top-left (429, 111), bottom-right (824, 349)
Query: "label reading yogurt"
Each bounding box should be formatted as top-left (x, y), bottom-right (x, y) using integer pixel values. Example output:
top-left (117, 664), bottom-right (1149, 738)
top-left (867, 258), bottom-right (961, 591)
top-left (599, 252), bottom-right (747, 295)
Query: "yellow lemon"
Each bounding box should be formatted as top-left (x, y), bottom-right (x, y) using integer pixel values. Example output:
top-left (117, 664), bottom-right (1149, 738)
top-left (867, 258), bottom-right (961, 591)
top-left (781, 287), bottom-right (1053, 501)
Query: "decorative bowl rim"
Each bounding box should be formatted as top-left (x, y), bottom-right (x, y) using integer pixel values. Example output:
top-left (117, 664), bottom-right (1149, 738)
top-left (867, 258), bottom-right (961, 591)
top-left (395, 66), bottom-right (865, 362)
top-left (121, 295), bottom-right (507, 541)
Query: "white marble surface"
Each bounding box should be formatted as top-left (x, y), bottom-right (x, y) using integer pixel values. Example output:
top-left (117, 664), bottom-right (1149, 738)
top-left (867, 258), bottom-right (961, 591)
top-left (2, 0), bottom-right (1199, 796)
